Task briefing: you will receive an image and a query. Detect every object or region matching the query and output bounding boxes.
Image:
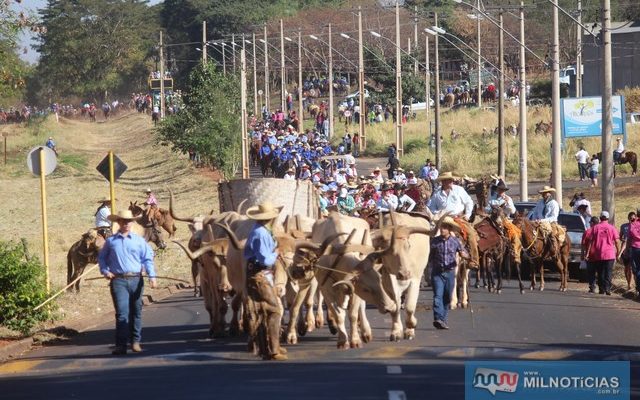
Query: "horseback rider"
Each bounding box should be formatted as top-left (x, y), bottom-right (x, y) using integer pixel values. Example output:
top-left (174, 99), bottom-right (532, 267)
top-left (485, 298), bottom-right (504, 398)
top-left (243, 202), bottom-right (287, 361)
top-left (95, 197), bottom-right (113, 239)
top-left (427, 172), bottom-right (480, 268)
top-left (486, 181), bottom-right (516, 217)
top-left (144, 188), bottom-right (158, 223)
top-left (614, 137), bottom-right (624, 163)
top-left (528, 186), bottom-right (564, 255)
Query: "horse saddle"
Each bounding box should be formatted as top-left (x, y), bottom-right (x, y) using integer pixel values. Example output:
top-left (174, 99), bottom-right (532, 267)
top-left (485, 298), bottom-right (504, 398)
top-left (475, 218), bottom-right (503, 253)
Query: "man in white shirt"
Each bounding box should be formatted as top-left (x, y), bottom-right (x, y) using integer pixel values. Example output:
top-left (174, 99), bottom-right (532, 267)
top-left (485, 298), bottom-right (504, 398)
top-left (377, 183), bottom-right (399, 211)
top-left (283, 168), bottom-right (296, 180)
top-left (346, 161), bottom-right (357, 178)
top-left (528, 186), bottom-right (559, 222)
top-left (395, 183), bottom-right (416, 212)
top-left (575, 146), bottom-right (589, 181)
top-left (95, 197), bottom-right (112, 239)
top-left (428, 171), bottom-right (478, 267)
top-left (614, 137), bottom-right (624, 163)
top-left (486, 182), bottom-right (516, 217)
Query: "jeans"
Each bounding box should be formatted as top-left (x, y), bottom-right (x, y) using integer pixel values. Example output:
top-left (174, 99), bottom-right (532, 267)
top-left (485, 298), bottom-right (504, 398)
top-left (578, 163), bottom-right (588, 180)
top-left (631, 247), bottom-right (640, 292)
top-left (594, 259), bottom-right (614, 294)
top-left (431, 269), bottom-right (455, 323)
top-left (587, 261), bottom-right (598, 291)
top-left (110, 276), bottom-right (144, 347)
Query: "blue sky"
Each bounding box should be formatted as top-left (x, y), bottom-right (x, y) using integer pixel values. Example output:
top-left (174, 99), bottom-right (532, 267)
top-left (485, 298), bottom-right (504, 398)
top-left (16, 0), bottom-right (162, 63)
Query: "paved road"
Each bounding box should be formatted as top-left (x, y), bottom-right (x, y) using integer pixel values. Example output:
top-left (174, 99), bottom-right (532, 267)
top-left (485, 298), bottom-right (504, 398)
top-left (1, 279), bottom-right (639, 399)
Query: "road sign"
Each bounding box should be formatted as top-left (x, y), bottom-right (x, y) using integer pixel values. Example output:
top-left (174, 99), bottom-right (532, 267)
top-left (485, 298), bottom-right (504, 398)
top-left (96, 153), bottom-right (127, 181)
top-left (27, 146), bottom-right (57, 176)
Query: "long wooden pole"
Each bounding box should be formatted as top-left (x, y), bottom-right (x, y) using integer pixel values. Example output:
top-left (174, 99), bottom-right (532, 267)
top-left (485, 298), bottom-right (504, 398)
top-left (280, 19), bottom-right (286, 113)
top-left (519, 0), bottom-right (529, 201)
top-left (159, 31), bottom-right (165, 119)
top-left (358, 6), bottom-right (366, 152)
top-left (601, 0), bottom-right (614, 221)
top-left (39, 148), bottom-right (50, 295)
top-left (395, 1), bottom-right (403, 158)
top-left (328, 23), bottom-right (334, 139)
top-left (241, 49), bottom-right (249, 179)
top-left (264, 24), bottom-right (270, 112)
top-left (434, 12), bottom-right (441, 170)
top-left (425, 35), bottom-right (430, 140)
top-left (202, 21), bottom-right (207, 64)
top-left (298, 31), bottom-right (304, 132)
top-left (253, 33), bottom-right (258, 116)
top-left (498, 11), bottom-right (505, 177)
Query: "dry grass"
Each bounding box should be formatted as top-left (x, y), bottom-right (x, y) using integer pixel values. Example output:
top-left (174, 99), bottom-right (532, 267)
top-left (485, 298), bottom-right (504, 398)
top-left (0, 113), bottom-right (219, 330)
top-left (361, 105), bottom-right (640, 180)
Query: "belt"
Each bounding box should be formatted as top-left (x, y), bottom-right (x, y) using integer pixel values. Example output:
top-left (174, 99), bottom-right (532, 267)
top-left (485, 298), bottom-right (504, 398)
top-left (113, 273), bottom-right (142, 278)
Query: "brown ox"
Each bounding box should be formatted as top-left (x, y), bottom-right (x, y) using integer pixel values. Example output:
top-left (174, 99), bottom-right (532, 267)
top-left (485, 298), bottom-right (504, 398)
top-left (67, 230), bottom-right (105, 292)
top-left (129, 201), bottom-right (177, 238)
top-left (512, 212), bottom-right (571, 291)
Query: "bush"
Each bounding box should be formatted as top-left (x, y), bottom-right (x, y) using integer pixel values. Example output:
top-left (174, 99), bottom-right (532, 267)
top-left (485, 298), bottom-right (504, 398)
top-left (530, 79), bottom-right (569, 100)
top-left (616, 86), bottom-right (640, 113)
top-left (0, 240), bottom-right (52, 334)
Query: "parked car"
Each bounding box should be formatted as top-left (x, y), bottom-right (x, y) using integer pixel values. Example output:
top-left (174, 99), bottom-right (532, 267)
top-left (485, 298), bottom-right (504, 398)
top-left (513, 202), bottom-right (586, 281)
top-left (409, 98), bottom-right (435, 110)
top-left (626, 112), bottom-right (640, 125)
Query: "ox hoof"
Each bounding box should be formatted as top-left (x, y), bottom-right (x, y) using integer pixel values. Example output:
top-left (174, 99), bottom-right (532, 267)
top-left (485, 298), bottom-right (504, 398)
top-left (529, 286), bottom-right (535, 291)
top-left (297, 321), bottom-right (308, 337)
top-left (328, 321), bottom-right (338, 335)
top-left (404, 330), bottom-right (415, 340)
top-left (315, 318), bottom-right (324, 329)
top-left (539, 287), bottom-right (545, 292)
top-left (286, 334), bottom-right (298, 345)
top-left (362, 332), bottom-right (372, 343)
top-left (337, 342), bottom-right (350, 350)
top-left (351, 341), bottom-right (362, 349)
top-left (497, 290), bottom-right (502, 294)
top-left (520, 289), bottom-right (525, 295)
top-left (389, 334), bottom-right (401, 342)
top-left (461, 303), bottom-right (468, 309)
top-left (474, 283), bottom-right (480, 289)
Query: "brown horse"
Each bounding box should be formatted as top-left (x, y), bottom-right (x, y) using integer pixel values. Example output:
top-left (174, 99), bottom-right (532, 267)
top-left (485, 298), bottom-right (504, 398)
top-left (474, 206), bottom-right (508, 294)
top-left (444, 93), bottom-right (456, 108)
top-left (595, 151), bottom-right (637, 176)
top-left (534, 120), bottom-right (552, 135)
top-left (512, 212), bottom-right (570, 292)
top-left (129, 201), bottom-right (177, 237)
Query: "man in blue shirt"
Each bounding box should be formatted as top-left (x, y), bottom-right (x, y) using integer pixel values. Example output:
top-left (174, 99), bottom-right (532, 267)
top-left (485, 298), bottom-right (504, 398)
top-left (99, 210), bottom-right (156, 355)
top-left (428, 216), bottom-right (469, 330)
top-left (243, 202), bottom-right (287, 361)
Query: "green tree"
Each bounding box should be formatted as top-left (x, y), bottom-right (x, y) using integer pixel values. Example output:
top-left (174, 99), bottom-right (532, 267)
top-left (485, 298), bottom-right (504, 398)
top-left (0, 1), bottom-right (37, 103)
top-left (28, 0), bottom-right (160, 103)
top-left (156, 62), bottom-right (242, 178)
top-left (365, 47), bottom-right (426, 106)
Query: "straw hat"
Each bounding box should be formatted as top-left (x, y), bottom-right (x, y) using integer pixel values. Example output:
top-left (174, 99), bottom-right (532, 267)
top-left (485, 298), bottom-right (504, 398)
top-left (436, 172), bottom-right (460, 181)
top-left (440, 216), bottom-right (461, 232)
top-left (246, 202), bottom-right (284, 221)
top-left (538, 185), bottom-right (556, 194)
top-left (107, 209), bottom-right (140, 222)
top-left (144, 188), bottom-right (152, 193)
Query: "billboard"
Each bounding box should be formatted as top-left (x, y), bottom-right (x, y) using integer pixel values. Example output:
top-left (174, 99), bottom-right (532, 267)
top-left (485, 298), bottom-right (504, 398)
top-left (560, 96), bottom-right (626, 140)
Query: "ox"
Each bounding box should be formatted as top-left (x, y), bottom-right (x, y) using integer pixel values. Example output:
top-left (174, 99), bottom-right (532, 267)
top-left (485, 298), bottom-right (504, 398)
top-left (67, 229), bottom-right (105, 292)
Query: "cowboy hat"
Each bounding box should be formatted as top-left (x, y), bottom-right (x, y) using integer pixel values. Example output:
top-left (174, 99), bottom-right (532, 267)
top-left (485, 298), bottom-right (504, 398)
top-left (494, 181), bottom-right (510, 191)
top-left (395, 167), bottom-right (404, 172)
top-left (490, 174), bottom-right (501, 181)
top-left (107, 209), bottom-right (140, 222)
top-left (144, 188), bottom-right (152, 193)
top-left (440, 216), bottom-right (461, 232)
top-left (538, 185), bottom-right (556, 194)
top-left (436, 171), bottom-right (460, 181)
top-left (246, 202), bottom-right (284, 221)
top-left (287, 167), bottom-right (295, 173)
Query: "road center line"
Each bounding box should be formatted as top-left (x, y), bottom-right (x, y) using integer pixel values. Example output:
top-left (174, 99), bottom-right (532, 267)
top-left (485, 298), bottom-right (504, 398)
top-left (387, 365), bottom-right (402, 374)
top-left (388, 390), bottom-right (407, 400)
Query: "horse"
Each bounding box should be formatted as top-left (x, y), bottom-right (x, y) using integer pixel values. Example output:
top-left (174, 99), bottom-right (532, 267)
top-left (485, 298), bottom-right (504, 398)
top-left (474, 206), bottom-right (508, 293)
top-left (443, 93), bottom-right (456, 108)
top-left (250, 139), bottom-right (262, 167)
top-left (482, 88), bottom-right (497, 103)
top-left (534, 120), bottom-right (552, 135)
top-left (511, 212), bottom-right (571, 292)
top-left (129, 201), bottom-right (177, 238)
top-left (88, 108), bottom-right (97, 122)
top-left (595, 151), bottom-right (637, 176)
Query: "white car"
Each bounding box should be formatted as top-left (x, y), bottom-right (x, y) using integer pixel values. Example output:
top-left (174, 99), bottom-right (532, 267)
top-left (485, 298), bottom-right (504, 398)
top-left (346, 89), bottom-right (370, 99)
top-left (409, 98), bottom-right (435, 110)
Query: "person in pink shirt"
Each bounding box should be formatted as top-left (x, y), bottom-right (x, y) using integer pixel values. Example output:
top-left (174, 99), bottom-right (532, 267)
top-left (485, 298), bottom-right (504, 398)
top-left (618, 212), bottom-right (640, 297)
top-left (583, 211), bottom-right (620, 295)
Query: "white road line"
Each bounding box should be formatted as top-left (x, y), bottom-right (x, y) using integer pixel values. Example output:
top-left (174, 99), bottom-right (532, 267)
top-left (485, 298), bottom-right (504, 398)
top-left (388, 390), bottom-right (407, 400)
top-left (387, 365), bottom-right (402, 374)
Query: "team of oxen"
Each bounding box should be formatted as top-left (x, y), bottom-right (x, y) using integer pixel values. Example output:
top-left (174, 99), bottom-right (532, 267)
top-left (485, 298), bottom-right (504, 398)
top-left (165, 187), bottom-right (570, 352)
top-left (64, 184), bottom-right (571, 352)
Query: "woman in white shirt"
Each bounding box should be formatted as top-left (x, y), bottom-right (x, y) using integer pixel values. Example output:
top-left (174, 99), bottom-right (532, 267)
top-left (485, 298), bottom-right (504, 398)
top-left (589, 154), bottom-right (599, 187)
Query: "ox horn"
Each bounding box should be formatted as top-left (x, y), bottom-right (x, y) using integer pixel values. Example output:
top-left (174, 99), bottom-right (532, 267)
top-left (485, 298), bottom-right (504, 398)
top-left (169, 189), bottom-right (195, 223)
top-left (173, 240), bottom-right (226, 260)
top-left (344, 229), bottom-right (357, 245)
top-left (332, 279), bottom-right (355, 294)
top-left (198, 223), bottom-right (217, 247)
top-left (362, 229), bottom-right (369, 245)
top-left (407, 226), bottom-right (435, 236)
top-left (215, 222), bottom-right (244, 250)
top-left (320, 232), bottom-right (348, 255)
top-left (236, 199), bottom-right (248, 215)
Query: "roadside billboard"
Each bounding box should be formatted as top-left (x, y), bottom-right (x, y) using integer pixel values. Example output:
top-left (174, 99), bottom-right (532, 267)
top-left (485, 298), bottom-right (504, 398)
top-left (560, 96), bottom-right (626, 142)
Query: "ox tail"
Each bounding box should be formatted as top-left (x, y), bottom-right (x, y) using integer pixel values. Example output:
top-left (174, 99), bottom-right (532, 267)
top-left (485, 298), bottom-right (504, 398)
top-left (67, 249), bottom-right (73, 285)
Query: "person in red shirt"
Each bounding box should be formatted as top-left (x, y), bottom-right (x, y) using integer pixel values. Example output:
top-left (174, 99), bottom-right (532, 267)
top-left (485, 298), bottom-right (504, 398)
top-left (582, 211), bottom-right (620, 295)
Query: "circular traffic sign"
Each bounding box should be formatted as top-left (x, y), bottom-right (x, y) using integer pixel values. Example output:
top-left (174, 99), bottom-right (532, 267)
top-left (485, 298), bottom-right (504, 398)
top-left (27, 146), bottom-right (57, 176)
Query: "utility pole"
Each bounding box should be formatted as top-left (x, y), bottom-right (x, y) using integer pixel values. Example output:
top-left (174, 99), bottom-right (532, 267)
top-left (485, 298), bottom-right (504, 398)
top-left (551, 0), bottom-right (563, 206)
top-left (395, 0), bottom-right (403, 158)
top-left (280, 19), bottom-right (286, 113)
top-left (159, 31), bottom-right (165, 119)
top-left (222, 43), bottom-right (227, 75)
top-left (498, 10), bottom-right (505, 178)
top-left (425, 35), bottom-right (430, 139)
top-left (576, 0), bottom-right (583, 97)
top-left (298, 30), bottom-right (304, 132)
top-left (253, 33), bottom-right (258, 116)
top-left (232, 33), bottom-right (236, 73)
top-left (264, 23), bottom-right (270, 113)
top-left (601, 0), bottom-right (614, 220)
top-left (358, 6), bottom-right (366, 151)
top-left (328, 23), bottom-right (334, 139)
top-left (519, 0), bottom-right (528, 200)
top-left (477, 0), bottom-right (482, 107)
top-left (414, 6), bottom-right (419, 75)
top-left (240, 49), bottom-right (249, 179)
top-left (434, 12), bottom-right (441, 170)
top-left (202, 21), bottom-right (207, 64)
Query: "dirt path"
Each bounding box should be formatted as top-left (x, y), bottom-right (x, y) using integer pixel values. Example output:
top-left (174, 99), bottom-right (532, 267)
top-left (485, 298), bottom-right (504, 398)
top-left (0, 113), bottom-right (219, 327)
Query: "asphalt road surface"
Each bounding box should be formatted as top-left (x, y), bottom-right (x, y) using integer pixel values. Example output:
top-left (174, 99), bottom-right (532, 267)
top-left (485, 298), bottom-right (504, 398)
top-left (1, 279), bottom-right (639, 400)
